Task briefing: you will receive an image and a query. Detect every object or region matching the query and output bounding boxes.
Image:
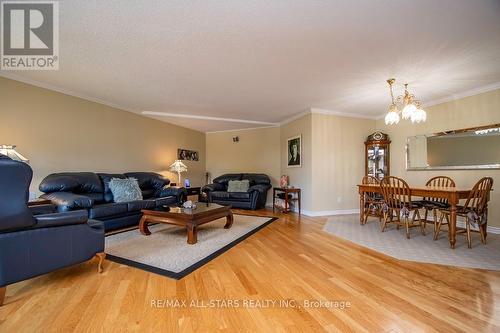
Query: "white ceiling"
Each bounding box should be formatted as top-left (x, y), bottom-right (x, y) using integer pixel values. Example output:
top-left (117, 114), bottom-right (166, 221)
top-left (2, 0), bottom-right (500, 132)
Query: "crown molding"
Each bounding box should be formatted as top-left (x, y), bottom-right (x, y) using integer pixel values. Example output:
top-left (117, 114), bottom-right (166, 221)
top-left (206, 125), bottom-right (279, 134)
top-left (279, 110), bottom-right (312, 125)
top-left (280, 108), bottom-right (378, 126)
top-left (142, 111), bottom-right (279, 126)
top-left (310, 108), bottom-right (379, 120)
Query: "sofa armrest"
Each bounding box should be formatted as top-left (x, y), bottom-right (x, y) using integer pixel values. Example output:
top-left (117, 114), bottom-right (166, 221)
top-left (40, 192), bottom-right (94, 212)
top-left (157, 186), bottom-right (187, 199)
top-left (202, 183), bottom-right (225, 193)
top-left (248, 184), bottom-right (272, 194)
top-left (29, 203), bottom-right (57, 215)
top-left (34, 210), bottom-right (89, 229)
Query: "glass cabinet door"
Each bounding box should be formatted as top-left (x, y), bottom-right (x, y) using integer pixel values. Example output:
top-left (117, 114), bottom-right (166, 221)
top-left (367, 145), bottom-right (387, 180)
top-left (365, 132), bottom-right (391, 180)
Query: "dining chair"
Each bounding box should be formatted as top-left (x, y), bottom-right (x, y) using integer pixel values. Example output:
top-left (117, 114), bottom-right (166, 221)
top-left (419, 176), bottom-right (456, 233)
top-left (361, 176), bottom-right (383, 224)
top-left (436, 177), bottom-right (493, 248)
top-left (380, 176), bottom-right (425, 239)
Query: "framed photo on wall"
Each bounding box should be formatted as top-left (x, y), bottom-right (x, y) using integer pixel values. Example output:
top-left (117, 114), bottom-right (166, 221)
top-left (178, 149), bottom-right (199, 161)
top-left (287, 135), bottom-right (302, 167)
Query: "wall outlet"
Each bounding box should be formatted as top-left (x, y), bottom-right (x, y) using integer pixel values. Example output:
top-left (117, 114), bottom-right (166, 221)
top-left (337, 197), bottom-right (342, 203)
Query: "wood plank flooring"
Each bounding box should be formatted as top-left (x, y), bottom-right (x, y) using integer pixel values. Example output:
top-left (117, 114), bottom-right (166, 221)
top-left (1, 209), bottom-right (499, 332)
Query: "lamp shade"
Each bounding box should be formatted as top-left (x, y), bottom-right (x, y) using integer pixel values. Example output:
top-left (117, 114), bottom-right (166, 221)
top-left (169, 160), bottom-right (187, 185)
top-left (169, 160), bottom-right (187, 173)
top-left (0, 145), bottom-right (29, 163)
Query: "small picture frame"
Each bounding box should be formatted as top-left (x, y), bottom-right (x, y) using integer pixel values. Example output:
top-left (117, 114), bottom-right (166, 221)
top-left (287, 135), bottom-right (302, 167)
top-left (184, 178), bottom-right (191, 188)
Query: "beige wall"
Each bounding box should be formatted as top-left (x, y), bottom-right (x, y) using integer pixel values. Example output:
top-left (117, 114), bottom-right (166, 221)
top-left (0, 77), bottom-right (206, 195)
top-left (280, 114), bottom-right (313, 210)
top-left (376, 88), bottom-right (500, 228)
top-left (311, 113), bottom-right (375, 212)
top-left (206, 127), bottom-right (281, 204)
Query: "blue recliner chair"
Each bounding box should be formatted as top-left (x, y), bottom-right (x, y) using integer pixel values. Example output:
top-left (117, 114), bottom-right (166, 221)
top-left (0, 154), bottom-right (105, 306)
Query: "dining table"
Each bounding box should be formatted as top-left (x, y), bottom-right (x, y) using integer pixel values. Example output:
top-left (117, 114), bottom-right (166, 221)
top-left (357, 183), bottom-right (478, 249)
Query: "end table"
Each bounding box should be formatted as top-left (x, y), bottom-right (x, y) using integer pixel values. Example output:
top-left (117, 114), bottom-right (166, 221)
top-left (273, 187), bottom-right (301, 215)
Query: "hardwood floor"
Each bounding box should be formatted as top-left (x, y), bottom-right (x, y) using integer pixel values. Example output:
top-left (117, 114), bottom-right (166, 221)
top-left (1, 209), bottom-right (499, 332)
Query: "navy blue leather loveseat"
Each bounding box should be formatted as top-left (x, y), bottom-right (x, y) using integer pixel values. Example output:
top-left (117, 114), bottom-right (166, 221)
top-left (39, 172), bottom-right (186, 230)
top-left (0, 155), bottom-right (105, 306)
top-left (202, 173), bottom-right (272, 210)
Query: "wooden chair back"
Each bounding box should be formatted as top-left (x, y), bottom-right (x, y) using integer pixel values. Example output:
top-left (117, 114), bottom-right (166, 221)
top-left (380, 176), bottom-right (412, 209)
top-left (462, 177), bottom-right (494, 215)
top-left (424, 176), bottom-right (456, 204)
top-left (362, 176), bottom-right (381, 201)
top-left (362, 176), bottom-right (380, 185)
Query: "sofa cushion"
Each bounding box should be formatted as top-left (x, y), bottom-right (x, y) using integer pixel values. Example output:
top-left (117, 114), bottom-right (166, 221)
top-left (211, 191), bottom-right (251, 202)
top-left (126, 200), bottom-right (156, 212)
top-left (141, 189), bottom-right (156, 199)
top-left (98, 173), bottom-right (127, 202)
top-left (109, 178), bottom-right (143, 202)
top-left (85, 192), bottom-right (105, 204)
top-left (39, 175), bottom-right (80, 193)
top-left (213, 174), bottom-right (242, 187)
top-left (227, 180), bottom-right (250, 192)
top-left (39, 172), bottom-right (103, 194)
top-left (241, 173), bottom-right (271, 186)
top-left (123, 172), bottom-right (169, 197)
top-left (89, 203), bottom-right (128, 219)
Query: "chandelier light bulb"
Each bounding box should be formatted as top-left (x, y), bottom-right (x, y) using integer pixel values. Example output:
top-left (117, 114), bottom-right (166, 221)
top-left (401, 103), bottom-right (417, 120)
top-left (385, 110), bottom-right (400, 125)
top-left (410, 108), bottom-right (427, 123)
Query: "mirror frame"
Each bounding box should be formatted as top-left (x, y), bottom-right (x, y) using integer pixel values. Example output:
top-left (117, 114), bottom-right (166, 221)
top-left (406, 123), bottom-right (500, 171)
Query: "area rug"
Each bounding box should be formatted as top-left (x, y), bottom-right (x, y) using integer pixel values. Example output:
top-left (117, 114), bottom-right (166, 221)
top-left (105, 214), bottom-right (277, 279)
top-left (323, 215), bottom-right (500, 271)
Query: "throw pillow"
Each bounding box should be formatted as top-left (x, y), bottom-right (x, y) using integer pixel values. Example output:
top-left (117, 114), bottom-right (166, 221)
top-left (227, 180), bottom-right (250, 193)
top-left (109, 177), bottom-right (143, 202)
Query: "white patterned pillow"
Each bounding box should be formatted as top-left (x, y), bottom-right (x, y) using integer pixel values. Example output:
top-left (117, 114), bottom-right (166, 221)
top-left (227, 180), bottom-right (250, 192)
top-left (109, 177), bottom-right (143, 202)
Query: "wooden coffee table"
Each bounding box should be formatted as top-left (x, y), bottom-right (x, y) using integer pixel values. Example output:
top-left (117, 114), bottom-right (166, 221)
top-left (139, 203), bottom-right (233, 245)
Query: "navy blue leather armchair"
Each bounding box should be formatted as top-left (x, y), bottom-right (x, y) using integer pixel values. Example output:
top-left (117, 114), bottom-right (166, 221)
top-left (0, 155), bottom-right (105, 306)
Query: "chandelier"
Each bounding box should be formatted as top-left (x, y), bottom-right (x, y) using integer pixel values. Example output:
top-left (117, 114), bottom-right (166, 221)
top-left (384, 78), bottom-right (427, 125)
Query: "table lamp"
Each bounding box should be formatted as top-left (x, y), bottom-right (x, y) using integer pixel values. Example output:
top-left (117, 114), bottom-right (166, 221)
top-left (169, 160), bottom-right (187, 185)
top-left (0, 145), bottom-right (29, 163)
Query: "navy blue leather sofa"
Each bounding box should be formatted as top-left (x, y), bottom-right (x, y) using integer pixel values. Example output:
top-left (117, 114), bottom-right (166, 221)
top-left (0, 154), bottom-right (105, 306)
top-left (39, 172), bottom-right (186, 231)
top-left (202, 173), bottom-right (272, 210)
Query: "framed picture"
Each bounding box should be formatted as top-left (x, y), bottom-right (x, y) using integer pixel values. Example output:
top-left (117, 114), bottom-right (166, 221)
top-left (178, 149), bottom-right (199, 161)
top-left (287, 135), bottom-right (302, 167)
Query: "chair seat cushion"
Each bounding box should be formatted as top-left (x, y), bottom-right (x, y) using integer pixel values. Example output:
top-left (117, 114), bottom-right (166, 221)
top-left (440, 205), bottom-right (475, 215)
top-left (126, 200), bottom-right (156, 212)
top-left (385, 200), bottom-right (423, 209)
top-left (414, 200), bottom-right (449, 209)
top-left (89, 203), bottom-right (128, 219)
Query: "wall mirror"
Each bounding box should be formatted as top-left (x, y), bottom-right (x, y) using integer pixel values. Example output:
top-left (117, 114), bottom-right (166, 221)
top-left (406, 123), bottom-right (500, 170)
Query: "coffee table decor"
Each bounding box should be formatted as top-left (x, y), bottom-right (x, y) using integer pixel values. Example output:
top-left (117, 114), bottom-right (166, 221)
top-left (105, 209), bottom-right (277, 279)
